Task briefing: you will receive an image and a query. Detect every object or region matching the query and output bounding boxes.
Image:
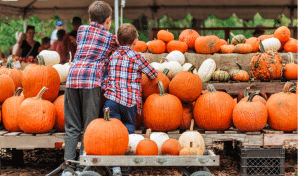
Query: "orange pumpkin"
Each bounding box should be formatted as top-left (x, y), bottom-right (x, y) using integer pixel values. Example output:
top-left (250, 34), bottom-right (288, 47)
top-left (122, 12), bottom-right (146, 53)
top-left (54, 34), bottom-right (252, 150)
top-left (22, 55), bottom-right (60, 102)
top-left (274, 26), bottom-right (291, 43)
top-left (18, 87), bottom-right (56, 133)
top-left (169, 65), bottom-right (202, 103)
top-left (0, 58), bottom-right (22, 90)
top-left (193, 84), bottom-right (235, 131)
top-left (157, 30), bottom-right (174, 43)
top-left (136, 129), bottom-right (158, 155)
top-left (284, 38), bottom-right (298, 53)
top-left (179, 29), bottom-right (200, 50)
top-left (266, 82), bottom-right (298, 131)
top-left (2, 87), bottom-right (25, 132)
top-left (0, 74), bottom-right (15, 103)
top-left (233, 91), bottom-right (268, 132)
top-left (179, 142), bottom-right (203, 156)
top-left (220, 44), bottom-right (235, 54)
top-left (258, 34), bottom-right (274, 41)
top-left (166, 40), bottom-right (188, 53)
top-left (143, 81), bottom-right (183, 132)
top-left (133, 41), bottom-right (148, 53)
top-left (84, 107), bottom-right (129, 155)
top-left (230, 62), bottom-right (250, 82)
top-left (278, 41), bottom-right (286, 52)
top-left (141, 68), bottom-right (170, 100)
top-left (234, 44), bottom-right (252, 54)
top-left (237, 87), bottom-right (267, 105)
top-left (148, 39), bottom-right (166, 54)
top-left (283, 52), bottom-right (298, 80)
top-left (161, 138), bottom-right (182, 155)
top-left (246, 37), bottom-right (260, 53)
top-left (219, 39), bottom-right (228, 46)
top-left (195, 35), bottom-right (221, 54)
top-left (179, 103), bottom-right (193, 129)
top-left (53, 94), bottom-right (65, 131)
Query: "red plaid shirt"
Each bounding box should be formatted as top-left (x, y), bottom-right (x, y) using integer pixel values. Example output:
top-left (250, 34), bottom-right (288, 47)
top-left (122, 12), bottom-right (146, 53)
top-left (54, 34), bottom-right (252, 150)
top-left (104, 46), bottom-right (158, 114)
top-left (66, 22), bottom-right (119, 89)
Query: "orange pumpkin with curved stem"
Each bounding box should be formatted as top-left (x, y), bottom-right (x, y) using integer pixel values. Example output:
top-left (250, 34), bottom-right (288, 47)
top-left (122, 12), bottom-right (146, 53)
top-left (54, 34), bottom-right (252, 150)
top-left (284, 39), bottom-right (298, 53)
top-left (246, 37), bottom-right (260, 53)
top-left (230, 62), bottom-right (250, 82)
top-left (2, 87), bottom-right (24, 132)
top-left (161, 138), bottom-right (182, 155)
top-left (237, 87), bottom-right (267, 104)
top-left (195, 35), bottom-right (221, 54)
top-left (233, 91), bottom-right (268, 132)
top-left (148, 39), bottom-right (166, 54)
top-left (283, 52), bottom-right (298, 80)
top-left (0, 57), bottom-right (22, 90)
top-left (84, 107), bottom-right (129, 155)
top-left (157, 30), bottom-right (174, 42)
top-left (136, 129), bottom-right (158, 155)
top-left (266, 82), bottom-right (298, 131)
top-left (53, 94), bottom-right (65, 131)
top-left (179, 29), bottom-right (200, 50)
top-left (274, 26), bottom-right (290, 43)
top-left (133, 41), bottom-right (148, 52)
top-left (0, 74), bottom-right (15, 103)
top-left (167, 40), bottom-right (188, 53)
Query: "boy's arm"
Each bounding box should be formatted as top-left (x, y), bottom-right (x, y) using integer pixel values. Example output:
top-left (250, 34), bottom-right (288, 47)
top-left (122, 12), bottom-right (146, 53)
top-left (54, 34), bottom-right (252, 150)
top-left (139, 54), bottom-right (158, 80)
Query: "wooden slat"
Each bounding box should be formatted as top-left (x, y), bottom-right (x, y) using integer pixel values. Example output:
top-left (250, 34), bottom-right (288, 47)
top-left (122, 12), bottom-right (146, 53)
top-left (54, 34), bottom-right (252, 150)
top-left (264, 134), bottom-right (298, 148)
top-left (292, 131), bottom-right (298, 134)
top-left (0, 130), bottom-right (9, 136)
top-left (245, 131), bottom-right (261, 135)
top-left (4, 132), bottom-right (22, 136)
top-left (263, 129), bottom-right (284, 134)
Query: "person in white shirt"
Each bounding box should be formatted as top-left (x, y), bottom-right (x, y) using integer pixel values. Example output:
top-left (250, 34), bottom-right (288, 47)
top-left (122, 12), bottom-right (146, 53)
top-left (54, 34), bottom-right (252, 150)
top-left (50, 20), bottom-right (64, 45)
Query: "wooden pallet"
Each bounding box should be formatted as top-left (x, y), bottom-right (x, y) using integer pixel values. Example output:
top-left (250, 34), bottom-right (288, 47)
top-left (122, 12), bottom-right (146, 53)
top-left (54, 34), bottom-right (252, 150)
top-left (262, 127), bottom-right (298, 148)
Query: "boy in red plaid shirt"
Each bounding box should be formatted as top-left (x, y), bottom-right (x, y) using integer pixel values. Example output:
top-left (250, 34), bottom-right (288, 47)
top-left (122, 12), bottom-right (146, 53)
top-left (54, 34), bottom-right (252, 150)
top-left (62, 1), bottom-right (119, 175)
top-left (103, 23), bottom-right (157, 175)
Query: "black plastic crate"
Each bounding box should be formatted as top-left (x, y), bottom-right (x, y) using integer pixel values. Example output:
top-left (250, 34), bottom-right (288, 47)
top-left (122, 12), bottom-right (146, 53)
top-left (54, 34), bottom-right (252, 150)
top-left (236, 144), bottom-right (285, 176)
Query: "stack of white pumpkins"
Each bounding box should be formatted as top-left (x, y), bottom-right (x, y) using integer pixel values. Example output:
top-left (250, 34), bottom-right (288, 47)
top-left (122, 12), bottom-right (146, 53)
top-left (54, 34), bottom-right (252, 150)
top-left (150, 50), bottom-right (216, 83)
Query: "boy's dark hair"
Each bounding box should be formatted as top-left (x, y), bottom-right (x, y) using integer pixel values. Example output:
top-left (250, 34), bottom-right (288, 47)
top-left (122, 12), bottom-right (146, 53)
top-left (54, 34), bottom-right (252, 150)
top-left (57, 29), bottom-right (66, 41)
top-left (72, 16), bottom-right (82, 27)
top-left (117, 23), bottom-right (138, 46)
top-left (26, 25), bottom-right (35, 32)
top-left (41, 37), bottom-right (50, 45)
top-left (69, 30), bottom-right (77, 38)
top-left (88, 1), bottom-right (112, 24)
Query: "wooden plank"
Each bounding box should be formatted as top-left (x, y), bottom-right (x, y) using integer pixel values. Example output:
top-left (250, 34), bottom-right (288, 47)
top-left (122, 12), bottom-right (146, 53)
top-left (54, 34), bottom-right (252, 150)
top-left (293, 131), bottom-right (298, 134)
top-left (205, 131), bottom-right (217, 134)
top-left (245, 131), bottom-right (261, 135)
top-left (0, 130), bottom-right (9, 136)
top-left (4, 132), bottom-right (22, 136)
top-left (262, 129), bottom-right (284, 134)
top-left (167, 129), bottom-right (180, 134)
top-left (264, 134), bottom-right (298, 148)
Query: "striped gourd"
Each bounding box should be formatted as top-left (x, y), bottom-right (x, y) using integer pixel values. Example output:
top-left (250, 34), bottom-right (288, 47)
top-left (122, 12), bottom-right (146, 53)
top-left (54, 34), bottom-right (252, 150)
top-left (212, 68), bottom-right (230, 82)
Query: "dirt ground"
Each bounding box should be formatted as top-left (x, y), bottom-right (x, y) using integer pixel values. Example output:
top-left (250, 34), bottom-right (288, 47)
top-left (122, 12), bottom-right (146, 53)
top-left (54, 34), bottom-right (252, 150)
top-left (0, 143), bottom-right (297, 176)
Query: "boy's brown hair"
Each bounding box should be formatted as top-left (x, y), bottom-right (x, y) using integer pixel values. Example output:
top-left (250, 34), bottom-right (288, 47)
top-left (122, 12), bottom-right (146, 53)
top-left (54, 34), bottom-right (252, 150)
top-left (117, 23), bottom-right (138, 46)
top-left (88, 1), bottom-right (112, 24)
top-left (41, 37), bottom-right (50, 45)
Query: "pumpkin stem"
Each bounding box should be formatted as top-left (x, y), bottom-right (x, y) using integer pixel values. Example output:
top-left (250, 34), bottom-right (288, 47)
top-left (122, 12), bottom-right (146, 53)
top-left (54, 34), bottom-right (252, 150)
top-left (158, 81), bottom-right (166, 96)
top-left (283, 82), bottom-right (295, 93)
top-left (159, 58), bottom-right (165, 64)
top-left (6, 56), bottom-right (13, 69)
top-left (68, 51), bottom-right (72, 65)
top-left (189, 119), bottom-right (194, 131)
top-left (162, 68), bottom-right (170, 76)
top-left (14, 87), bottom-right (23, 96)
top-left (104, 107), bottom-right (110, 121)
top-left (145, 129), bottom-right (151, 140)
top-left (235, 62), bottom-right (242, 70)
top-left (247, 90), bottom-right (260, 102)
top-left (288, 52), bottom-right (294, 64)
top-left (243, 87), bottom-right (250, 98)
top-left (187, 65), bottom-right (196, 73)
top-left (37, 55), bottom-right (46, 66)
top-left (259, 40), bottom-right (265, 53)
top-left (207, 84), bottom-right (217, 93)
top-left (35, 86), bottom-right (48, 100)
top-left (289, 86), bottom-right (297, 93)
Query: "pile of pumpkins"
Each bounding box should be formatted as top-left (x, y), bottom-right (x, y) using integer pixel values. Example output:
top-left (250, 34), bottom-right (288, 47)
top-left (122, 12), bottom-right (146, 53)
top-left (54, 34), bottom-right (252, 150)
top-left (0, 50), bottom-right (68, 134)
top-left (134, 26), bottom-right (298, 54)
top-left (84, 107), bottom-right (206, 156)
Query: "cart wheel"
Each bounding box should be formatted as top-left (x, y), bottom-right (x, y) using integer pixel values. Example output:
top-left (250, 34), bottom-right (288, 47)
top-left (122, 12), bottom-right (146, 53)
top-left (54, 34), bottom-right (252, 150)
top-left (79, 171), bottom-right (102, 176)
top-left (190, 171), bottom-right (213, 176)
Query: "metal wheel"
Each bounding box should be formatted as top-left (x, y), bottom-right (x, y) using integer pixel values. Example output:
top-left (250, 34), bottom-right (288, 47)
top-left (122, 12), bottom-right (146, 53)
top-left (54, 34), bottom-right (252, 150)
top-left (190, 171), bottom-right (213, 176)
top-left (79, 171), bottom-right (102, 176)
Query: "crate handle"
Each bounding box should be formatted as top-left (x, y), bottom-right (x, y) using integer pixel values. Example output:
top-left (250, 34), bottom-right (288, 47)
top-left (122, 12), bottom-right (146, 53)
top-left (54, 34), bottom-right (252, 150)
top-left (133, 158), bottom-right (143, 163)
top-left (198, 158), bottom-right (209, 163)
top-left (156, 158), bottom-right (167, 163)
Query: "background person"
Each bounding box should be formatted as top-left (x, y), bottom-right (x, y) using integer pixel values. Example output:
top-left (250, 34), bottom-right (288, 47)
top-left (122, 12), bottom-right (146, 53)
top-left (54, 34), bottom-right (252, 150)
top-left (51, 20), bottom-right (64, 45)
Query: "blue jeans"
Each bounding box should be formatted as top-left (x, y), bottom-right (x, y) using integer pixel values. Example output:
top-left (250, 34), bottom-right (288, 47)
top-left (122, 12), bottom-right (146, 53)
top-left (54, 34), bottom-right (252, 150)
top-left (103, 99), bottom-right (137, 134)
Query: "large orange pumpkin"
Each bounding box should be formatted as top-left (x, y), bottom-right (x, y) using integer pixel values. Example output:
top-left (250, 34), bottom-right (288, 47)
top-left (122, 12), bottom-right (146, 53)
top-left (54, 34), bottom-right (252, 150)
top-left (283, 52), bottom-right (298, 80)
top-left (274, 26), bottom-right (291, 43)
top-left (148, 39), bottom-right (166, 54)
top-left (2, 87), bottom-right (25, 132)
top-left (84, 107), bottom-right (129, 155)
top-left (143, 81), bottom-right (183, 131)
top-left (0, 74), bottom-right (15, 103)
top-left (245, 37), bottom-right (260, 53)
top-left (284, 38), bottom-right (298, 53)
top-left (157, 30), bottom-right (174, 43)
top-left (53, 94), bottom-right (65, 131)
top-left (133, 41), bottom-right (148, 53)
top-left (18, 87), bottom-right (56, 133)
top-left (166, 40), bottom-right (188, 53)
top-left (22, 55), bottom-right (60, 102)
top-left (233, 91), bottom-right (268, 132)
top-left (266, 82), bottom-right (297, 131)
top-left (136, 129), bottom-right (158, 155)
top-left (169, 65), bottom-right (202, 103)
top-left (179, 29), bottom-right (200, 50)
top-left (193, 84), bottom-right (235, 131)
top-left (0, 58), bottom-right (22, 90)
top-left (195, 35), bottom-right (221, 54)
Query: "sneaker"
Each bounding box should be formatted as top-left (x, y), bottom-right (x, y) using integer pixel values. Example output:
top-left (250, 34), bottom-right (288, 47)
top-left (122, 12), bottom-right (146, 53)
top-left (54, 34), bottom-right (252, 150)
top-left (112, 166), bottom-right (122, 176)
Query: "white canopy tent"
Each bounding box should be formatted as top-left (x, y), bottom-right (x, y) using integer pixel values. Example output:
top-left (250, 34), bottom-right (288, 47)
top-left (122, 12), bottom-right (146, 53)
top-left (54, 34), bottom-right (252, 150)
top-left (0, 0), bottom-right (297, 34)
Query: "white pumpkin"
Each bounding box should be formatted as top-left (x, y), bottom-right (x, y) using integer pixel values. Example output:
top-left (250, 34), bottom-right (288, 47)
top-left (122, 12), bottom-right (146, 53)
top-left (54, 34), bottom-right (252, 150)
top-left (150, 132), bottom-right (169, 155)
top-left (150, 62), bottom-right (164, 72)
top-left (182, 63), bottom-right (197, 74)
top-left (126, 134), bottom-right (145, 155)
top-left (161, 60), bottom-right (183, 80)
top-left (178, 119), bottom-right (205, 153)
top-left (39, 50), bottom-right (60, 66)
top-left (165, 50), bottom-right (185, 65)
top-left (260, 37), bottom-right (281, 52)
top-left (52, 64), bottom-right (68, 83)
top-left (197, 58), bottom-right (216, 83)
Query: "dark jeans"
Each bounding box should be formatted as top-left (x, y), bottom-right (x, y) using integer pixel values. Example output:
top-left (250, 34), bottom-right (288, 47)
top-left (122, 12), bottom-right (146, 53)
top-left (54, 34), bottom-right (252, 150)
top-left (103, 99), bottom-right (137, 134)
top-left (64, 87), bottom-right (102, 163)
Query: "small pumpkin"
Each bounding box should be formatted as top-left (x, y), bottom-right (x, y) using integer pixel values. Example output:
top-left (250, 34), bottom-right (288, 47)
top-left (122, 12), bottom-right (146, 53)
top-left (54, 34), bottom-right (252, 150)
top-left (258, 34), bottom-right (274, 41)
top-left (150, 58), bottom-right (165, 72)
top-left (161, 59), bottom-right (183, 80)
top-left (165, 50), bottom-right (185, 65)
top-left (220, 44), bottom-right (235, 54)
top-left (136, 129), bottom-right (158, 155)
top-left (0, 74), bottom-right (15, 103)
top-left (274, 26), bottom-right (291, 43)
top-left (0, 57), bottom-right (22, 90)
top-left (148, 39), bottom-right (166, 54)
top-left (179, 141), bottom-right (203, 156)
top-left (231, 34), bottom-right (246, 45)
top-left (234, 44), bottom-right (252, 54)
top-left (53, 94), bottom-right (65, 131)
top-left (283, 52), bottom-right (298, 80)
top-left (211, 68), bottom-right (230, 82)
top-left (161, 138), bottom-right (182, 155)
top-left (195, 35), bottom-right (221, 54)
top-left (133, 41), bottom-right (148, 53)
top-left (52, 63), bottom-right (68, 83)
top-left (229, 62), bottom-right (250, 82)
top-left (126, 134), bottom-right (145, 155)
top-left (260, 38), bottom-right (281, 52)
top-left (157, 30), bottom-right (174, 43)
top-left (197, 58), bottom-right (216, 83)
top-left (284, 38), bottom-right (298, 53)
top-left (233, 91), bottom-right (268, 132)
top-left (167, 40), bottom-right (188, 53)
top-left (179, 29), bottom-right (200, 50)
top-left (150, 132), bottom-right (170, 155)
top-left (246, 37), bottom-right (260, 53)
top-left (38, 50), bottom-right (61, 66)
